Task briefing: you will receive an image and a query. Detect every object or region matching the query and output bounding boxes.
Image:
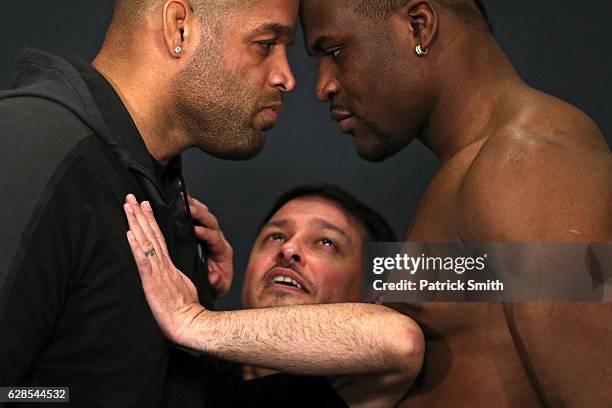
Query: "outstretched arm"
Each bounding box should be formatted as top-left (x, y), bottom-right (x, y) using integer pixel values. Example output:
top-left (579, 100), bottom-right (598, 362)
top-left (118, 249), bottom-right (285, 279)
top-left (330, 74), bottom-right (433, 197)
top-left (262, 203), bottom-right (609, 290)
top-left (123, 195), bottom-right (423, 407)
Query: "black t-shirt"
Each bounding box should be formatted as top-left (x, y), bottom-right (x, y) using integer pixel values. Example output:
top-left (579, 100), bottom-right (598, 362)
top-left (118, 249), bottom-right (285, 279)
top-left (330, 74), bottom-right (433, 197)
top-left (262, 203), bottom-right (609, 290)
top-left (214, 373), bottom-right (348, 408)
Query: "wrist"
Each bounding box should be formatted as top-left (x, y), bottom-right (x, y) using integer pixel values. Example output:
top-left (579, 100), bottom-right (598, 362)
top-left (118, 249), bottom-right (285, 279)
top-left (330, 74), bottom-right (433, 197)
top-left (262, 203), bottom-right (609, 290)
top-left (180, 308), bottom-right (218, 352)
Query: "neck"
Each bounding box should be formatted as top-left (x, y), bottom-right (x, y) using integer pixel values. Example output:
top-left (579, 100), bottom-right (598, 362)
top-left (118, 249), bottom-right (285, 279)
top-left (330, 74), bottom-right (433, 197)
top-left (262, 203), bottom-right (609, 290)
top-left (92, 50), bottom-right (187, 166)
top-left (419, 34), bottom-right (526, 164)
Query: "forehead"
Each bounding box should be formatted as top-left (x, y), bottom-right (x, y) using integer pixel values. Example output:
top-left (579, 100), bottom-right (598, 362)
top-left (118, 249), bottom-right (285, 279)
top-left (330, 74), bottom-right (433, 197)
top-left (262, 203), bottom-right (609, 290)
top-left (301, 0), bottom-right (347, 25)
top-left (267, 196), bottom-right (364, 238)
top-left (226, 0), bottom-right (299, 31)
top-left (300, 0), bottom-right (381, 47)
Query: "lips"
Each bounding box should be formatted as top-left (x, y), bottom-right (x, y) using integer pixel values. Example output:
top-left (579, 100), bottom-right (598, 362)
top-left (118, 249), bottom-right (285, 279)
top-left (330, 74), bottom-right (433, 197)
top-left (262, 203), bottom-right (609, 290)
top-left (266, 103), bottom-right (283, 114)
top-left (330, 109), bottom-right (352, 122)
top-left (260, 103), bottom-right (283, 123)
top-left (264, 266), bottom-right (309, 293)
top-left (330, 109), bottom-right (355, 133)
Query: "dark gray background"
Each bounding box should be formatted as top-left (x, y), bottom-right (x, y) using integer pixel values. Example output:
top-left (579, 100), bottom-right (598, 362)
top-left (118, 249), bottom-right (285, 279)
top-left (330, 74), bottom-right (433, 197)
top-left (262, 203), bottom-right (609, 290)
top-left (2, 1), bottom-right (610, 310)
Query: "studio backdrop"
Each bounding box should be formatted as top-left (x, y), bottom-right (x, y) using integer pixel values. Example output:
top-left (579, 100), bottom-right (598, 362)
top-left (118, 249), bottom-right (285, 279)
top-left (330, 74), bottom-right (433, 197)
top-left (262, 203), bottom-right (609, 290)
top-left (1, 0), bottom-right (610, 309)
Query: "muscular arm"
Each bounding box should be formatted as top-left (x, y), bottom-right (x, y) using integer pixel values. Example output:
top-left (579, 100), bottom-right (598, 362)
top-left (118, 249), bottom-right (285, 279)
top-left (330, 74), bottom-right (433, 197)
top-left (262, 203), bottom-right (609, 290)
top-left (505, 302), bottom-right (612, 406)
top-left (457, 129), bottom-right (611, 405)
top-left (458, 129), bottom-right (611, 242)
top-left (123, 197), bottom-right (423, 407)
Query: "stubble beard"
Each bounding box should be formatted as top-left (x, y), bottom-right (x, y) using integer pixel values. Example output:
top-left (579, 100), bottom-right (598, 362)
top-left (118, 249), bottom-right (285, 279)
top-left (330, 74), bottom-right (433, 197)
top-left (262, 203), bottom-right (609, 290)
top-left (173, 43), bottom-right (264, 160)
top-left (252, 290), bottom-right (313, 309)
top-left (355, 119), bottom-right (402, 162)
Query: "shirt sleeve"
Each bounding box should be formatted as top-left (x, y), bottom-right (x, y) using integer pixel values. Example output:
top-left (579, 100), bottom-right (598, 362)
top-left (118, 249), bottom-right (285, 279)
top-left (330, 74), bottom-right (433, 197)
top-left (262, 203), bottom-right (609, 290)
top-left (0, 182), bottom-right (83, 385)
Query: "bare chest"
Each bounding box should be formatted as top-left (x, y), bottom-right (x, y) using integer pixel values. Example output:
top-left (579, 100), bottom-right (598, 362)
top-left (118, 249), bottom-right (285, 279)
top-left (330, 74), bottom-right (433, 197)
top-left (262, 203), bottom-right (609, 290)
top-left (406, 165), bottom-right (469, 242)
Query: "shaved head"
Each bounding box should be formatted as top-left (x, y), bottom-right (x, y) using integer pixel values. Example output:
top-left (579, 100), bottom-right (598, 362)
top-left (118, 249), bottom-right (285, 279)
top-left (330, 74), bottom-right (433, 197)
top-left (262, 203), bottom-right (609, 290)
top-left (345, 0), bottom-right (492, 32)
top-left (111, 0), bottom-right (245, 31)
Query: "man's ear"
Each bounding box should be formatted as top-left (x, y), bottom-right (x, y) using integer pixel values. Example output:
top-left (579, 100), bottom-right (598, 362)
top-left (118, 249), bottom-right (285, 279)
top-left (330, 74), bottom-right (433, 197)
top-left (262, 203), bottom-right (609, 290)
top-left (395, 0), bottom-right (438, 52)
top-left (162, 0), bottom-right (192, 58)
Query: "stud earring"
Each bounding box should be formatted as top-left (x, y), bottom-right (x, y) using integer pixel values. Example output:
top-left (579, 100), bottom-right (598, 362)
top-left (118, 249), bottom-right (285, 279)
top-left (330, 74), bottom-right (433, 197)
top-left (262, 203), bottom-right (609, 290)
top-left (175, 46), bottom-right (182, 55)
top-left (415, 44), bottom-right (429, 57)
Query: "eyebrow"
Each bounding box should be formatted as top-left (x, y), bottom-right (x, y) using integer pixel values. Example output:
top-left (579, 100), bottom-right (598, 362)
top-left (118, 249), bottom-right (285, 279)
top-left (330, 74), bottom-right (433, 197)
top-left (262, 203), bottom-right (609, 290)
top-left (309, 218), bottom-right (352, 244)
top-left (308, 35), bottom-right (335, 57)
top-left (262, 219), bottom-right (294, 230)
top-left (251, 23), bottom-right (296, 43)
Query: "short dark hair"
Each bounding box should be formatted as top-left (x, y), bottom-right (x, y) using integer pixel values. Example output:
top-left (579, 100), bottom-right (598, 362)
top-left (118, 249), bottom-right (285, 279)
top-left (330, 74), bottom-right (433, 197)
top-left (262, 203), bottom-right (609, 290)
top-left (262, 184), bottom-right (397, 243)
top-left (350, 0), bottom-right (492, 33)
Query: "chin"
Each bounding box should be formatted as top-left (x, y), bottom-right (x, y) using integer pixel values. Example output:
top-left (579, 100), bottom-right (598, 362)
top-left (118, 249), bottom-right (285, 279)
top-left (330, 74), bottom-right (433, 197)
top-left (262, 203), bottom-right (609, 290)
top-left (357, 148), bottom-right (390, 162)
top-left (354, 135), bottom-right (397, 162)
top-left (226, 144), bottom-right (265, 161)
top-left (202, 133), bottom-right (266, 161)
top-left (251, 291), bottom-right (314, 309)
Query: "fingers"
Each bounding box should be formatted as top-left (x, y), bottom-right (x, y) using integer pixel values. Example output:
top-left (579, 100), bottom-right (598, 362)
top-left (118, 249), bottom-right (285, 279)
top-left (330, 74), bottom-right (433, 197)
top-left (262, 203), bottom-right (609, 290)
top-left (140, 200), bottom-right (171, 260)
top-left (188, 196), bottom-right (219, 230)
top-left (194, 226), bottom-right (224, 247)
top-left (124, 194), bottom-right (165, 269)
top-left (208, 269), bottom-right (221, 287)
top-left (187, 195), bottom-right (208, 212)
top-left (126, 230), bottom-right (153, 277)
top-left (195, 226), bottom-right (233, 256)
top-left (208, 266), bottom-right (232, 299)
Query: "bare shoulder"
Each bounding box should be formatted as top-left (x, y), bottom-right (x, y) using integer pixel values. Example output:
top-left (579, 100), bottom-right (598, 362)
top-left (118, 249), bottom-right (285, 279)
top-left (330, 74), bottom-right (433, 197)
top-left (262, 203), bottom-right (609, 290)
top-left (458, 97), bottom-right (611, 242)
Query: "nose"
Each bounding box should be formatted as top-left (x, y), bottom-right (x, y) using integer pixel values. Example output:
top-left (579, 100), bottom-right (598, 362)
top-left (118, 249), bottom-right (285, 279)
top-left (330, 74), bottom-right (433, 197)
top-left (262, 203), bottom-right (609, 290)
top-left (315, 64), bottom-right (340, 103)
top-left (277, 240), bottom-right (304, 266)
top-left (268, 47), bottom-right (296, 93)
